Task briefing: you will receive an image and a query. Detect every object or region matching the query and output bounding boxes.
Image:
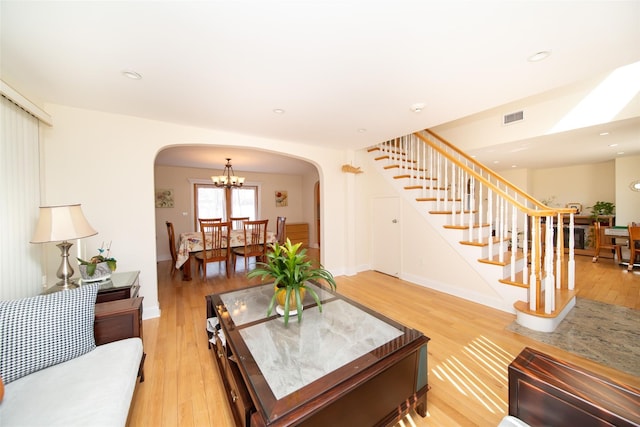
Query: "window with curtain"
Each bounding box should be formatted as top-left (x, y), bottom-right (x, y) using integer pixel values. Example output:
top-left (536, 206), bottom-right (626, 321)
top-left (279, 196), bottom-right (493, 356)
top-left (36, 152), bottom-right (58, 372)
top-left (0, 95), bottom-right (42, 300)
top-left (194, 184), bottom-right (258, 230)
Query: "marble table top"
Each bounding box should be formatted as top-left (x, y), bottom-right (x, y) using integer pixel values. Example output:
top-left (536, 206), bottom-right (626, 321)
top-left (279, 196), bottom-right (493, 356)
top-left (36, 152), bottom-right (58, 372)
top-left (218, 283), bottom-right (404, 400)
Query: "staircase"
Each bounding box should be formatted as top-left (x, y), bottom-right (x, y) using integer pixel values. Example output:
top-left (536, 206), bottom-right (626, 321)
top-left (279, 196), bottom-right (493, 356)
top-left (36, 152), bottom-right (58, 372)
top-left (368, 129), bottom-right (578, 332)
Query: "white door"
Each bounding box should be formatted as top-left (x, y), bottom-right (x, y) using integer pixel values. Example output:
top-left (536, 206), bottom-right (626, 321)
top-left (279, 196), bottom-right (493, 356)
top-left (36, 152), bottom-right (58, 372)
top-left (372, 197), bottom-right (400, 277)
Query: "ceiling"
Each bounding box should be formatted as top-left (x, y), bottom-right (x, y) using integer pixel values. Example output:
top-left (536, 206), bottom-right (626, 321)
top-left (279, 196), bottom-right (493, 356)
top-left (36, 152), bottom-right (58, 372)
top-left (2, 1), bottom-right (639, 173)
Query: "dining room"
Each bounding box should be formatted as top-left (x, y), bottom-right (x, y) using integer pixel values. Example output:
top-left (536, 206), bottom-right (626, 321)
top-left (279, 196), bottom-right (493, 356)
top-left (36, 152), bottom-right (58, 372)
top-left (153, 146), bottom-right (320, 280)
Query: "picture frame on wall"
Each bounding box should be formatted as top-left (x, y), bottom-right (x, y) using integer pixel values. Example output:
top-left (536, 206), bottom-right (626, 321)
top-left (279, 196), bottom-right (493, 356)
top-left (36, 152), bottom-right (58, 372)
top-left (566, 202), bottom-right (582, 214)
top-left (275, 191), bottom-right (288, 207)
top-left (155, 188), bottom-right (175, 208)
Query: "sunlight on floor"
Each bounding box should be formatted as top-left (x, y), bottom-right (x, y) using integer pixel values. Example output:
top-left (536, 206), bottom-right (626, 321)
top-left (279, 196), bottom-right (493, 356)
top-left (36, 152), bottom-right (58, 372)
top-left (431, 335), bottom-right (511, 415)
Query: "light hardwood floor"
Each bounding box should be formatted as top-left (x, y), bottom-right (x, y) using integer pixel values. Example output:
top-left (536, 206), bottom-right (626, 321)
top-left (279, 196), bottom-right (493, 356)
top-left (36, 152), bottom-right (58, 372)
top-left (128, 252), bottom-right (640, 427)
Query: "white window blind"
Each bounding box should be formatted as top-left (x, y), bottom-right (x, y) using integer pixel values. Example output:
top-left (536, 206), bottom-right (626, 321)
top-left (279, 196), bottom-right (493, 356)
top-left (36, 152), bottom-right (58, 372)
top-left (0, 95), bottom-right (42, 300)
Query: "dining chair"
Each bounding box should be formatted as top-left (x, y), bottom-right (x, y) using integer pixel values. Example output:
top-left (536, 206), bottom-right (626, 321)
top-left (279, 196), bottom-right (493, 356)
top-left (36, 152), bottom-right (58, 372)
top-left (195, 221), bottom-right (231, 279)
top-left (627, 224), bottom-right (640, 271)
top-left (165, 221), bottom-right (179, 277)
top-left (276, 216), bottom-right (287, 244)
top-left (591, 221), bottom-right (621, 263)
top-left (229, 217), bottom-right (249, 231)
top-left (232, 219), bottom-right (268, 272)
top-left (198, 218), bottom-right (222, 231)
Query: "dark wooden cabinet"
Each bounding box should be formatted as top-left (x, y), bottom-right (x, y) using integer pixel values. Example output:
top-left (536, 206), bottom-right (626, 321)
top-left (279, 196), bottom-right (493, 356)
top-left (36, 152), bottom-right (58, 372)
top-left (95, 271), bottom-right (140, 303)
top-left (94, 297), bottom-right (143, 345)
top-left (509, 347), bottom-right (640, 426)
top-left (94, 297), bottom-right (145, 382)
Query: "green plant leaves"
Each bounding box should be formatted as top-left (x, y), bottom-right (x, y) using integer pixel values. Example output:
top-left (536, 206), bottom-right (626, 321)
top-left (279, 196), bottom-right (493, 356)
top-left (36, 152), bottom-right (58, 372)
top-left (248, 238), bottom-right (337, 325)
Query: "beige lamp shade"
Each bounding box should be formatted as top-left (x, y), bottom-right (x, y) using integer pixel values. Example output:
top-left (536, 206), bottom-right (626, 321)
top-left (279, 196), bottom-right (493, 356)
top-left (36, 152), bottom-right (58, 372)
top-left (30, 204), bottom-right (98, 243)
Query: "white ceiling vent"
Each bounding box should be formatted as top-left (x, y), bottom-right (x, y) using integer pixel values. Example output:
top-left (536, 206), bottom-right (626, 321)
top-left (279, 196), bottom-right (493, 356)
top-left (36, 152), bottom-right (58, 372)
top-left (503, 110), bottom-right (524, 125)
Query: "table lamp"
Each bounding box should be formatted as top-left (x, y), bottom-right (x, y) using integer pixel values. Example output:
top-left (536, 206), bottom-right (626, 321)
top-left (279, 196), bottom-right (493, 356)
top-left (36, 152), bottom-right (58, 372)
top-left (30, 204), bottom-right (98, 289)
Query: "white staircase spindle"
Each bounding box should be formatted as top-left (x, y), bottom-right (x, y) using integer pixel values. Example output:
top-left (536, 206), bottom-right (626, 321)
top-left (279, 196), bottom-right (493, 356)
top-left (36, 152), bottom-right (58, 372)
top-left (510, 204), bottom-right (517, 281)
top-left (522, 212), bottom-right (529, 285)
top-left (544, 216), bottom-right (555, 314)
top-left (568, 213), bottom-right (575, 290)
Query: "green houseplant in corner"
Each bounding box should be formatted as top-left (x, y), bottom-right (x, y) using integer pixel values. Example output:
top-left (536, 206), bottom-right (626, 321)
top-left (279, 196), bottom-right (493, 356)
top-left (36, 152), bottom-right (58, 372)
top-left (247, 238), bottom-right (337, 325)
top-left (588, 201), bottom-right (615, 220)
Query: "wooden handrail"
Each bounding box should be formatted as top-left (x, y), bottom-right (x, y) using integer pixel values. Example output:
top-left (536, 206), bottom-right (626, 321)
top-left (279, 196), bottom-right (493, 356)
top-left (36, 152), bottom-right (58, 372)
top-left (412, 131), bottom-right (574, 218)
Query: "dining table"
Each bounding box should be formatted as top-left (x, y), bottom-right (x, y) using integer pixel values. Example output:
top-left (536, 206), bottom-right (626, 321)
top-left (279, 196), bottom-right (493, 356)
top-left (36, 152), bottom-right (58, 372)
top-left (176, 229), bottom-right (277, 281)
top-left (603, 226), bottom-right (640, 268)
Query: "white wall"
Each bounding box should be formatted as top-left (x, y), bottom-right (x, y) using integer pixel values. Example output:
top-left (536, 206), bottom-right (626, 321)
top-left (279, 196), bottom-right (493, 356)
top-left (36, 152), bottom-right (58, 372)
top-left (352, 148), bottom-right (500, 305)
top-left (41, 104), bottom-right (348, 319)
top-left (615, 155), bottom-right (640, 225)
top-left (154, 164), bottom-right (318, 261)
top-left (530, 161), bottom-right (616, 215)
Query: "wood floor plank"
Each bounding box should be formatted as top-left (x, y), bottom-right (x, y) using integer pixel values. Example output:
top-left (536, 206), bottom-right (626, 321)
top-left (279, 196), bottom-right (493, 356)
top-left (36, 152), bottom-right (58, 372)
top-left (127, 253), bottom-right (640, 426)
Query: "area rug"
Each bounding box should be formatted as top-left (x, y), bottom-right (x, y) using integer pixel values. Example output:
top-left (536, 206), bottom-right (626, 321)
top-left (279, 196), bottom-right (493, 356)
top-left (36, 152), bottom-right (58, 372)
top-left (506, 298), bottom-right (640, 377)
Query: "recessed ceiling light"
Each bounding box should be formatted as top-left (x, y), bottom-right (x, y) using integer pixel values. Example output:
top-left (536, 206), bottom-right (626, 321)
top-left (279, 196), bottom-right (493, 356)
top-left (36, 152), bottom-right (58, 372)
top-left (527, 51), bottom-right (551, 62)
top-left (357, 128), bottom-right (367, 133)
top-left (608, 143), bottom-right (618, 147)
top-left (511, 165), bottom-right (517, 168)
top-left (273, 108), bottom-right (285, 114)
top-left (410, 103), bottom-right (425, 113)
top-left (617, 151), bottom-right (625, 155)
top-left (600, 132), bottom-right (609, 136)
top-left (121, 70), bottom-right (142, 80)
top-left (493, 160), bottom-right (500, 164)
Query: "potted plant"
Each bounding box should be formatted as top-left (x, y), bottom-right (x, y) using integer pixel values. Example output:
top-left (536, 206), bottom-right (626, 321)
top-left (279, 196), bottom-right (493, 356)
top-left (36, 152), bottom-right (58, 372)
top-left (247, 238), bottom-right (336, 325)
top-left (77, 242), bottom-right (117, 280)
top-left (588, 201), bottom-right (615, 220)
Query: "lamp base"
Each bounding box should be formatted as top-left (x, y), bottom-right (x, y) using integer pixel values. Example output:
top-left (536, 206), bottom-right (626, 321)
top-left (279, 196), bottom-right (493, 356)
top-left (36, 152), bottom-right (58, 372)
top-left (56, 241), bottom-right (78, 290)
top-left (54, 279), bottom-right (79, 290)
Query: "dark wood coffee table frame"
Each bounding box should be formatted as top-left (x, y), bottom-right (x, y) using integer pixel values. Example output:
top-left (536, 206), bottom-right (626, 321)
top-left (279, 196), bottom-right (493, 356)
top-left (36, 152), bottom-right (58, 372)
top-left (206, 282), bottom-right (430, 427)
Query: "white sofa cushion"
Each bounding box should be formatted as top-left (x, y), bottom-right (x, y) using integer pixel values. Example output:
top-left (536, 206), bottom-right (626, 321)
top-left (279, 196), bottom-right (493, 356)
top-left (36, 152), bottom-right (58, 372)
top-left (0, 283), bottom-right (100, 384)
top-left (0, 337), bottom-right (143, 427)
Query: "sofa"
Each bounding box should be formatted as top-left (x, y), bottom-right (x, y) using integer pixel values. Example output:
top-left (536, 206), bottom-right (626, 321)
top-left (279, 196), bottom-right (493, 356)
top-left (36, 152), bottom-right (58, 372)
top-left (0, 283), bottom-right (143, 426)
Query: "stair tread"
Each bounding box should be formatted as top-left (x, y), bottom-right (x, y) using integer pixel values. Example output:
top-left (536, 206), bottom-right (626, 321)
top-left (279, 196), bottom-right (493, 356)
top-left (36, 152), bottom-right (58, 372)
top-left (478, 251), bottom-right (525, 266)
top-left (460, 237), bottom-right (508, 247)
top-left (430, 210), bottom-right (477, 215)
top-left (513, 288), bottom-right (579, 318)
top-left (443, 223), bottom-right (490, 229)
top-left (498, 271), bottom-right (528, 288)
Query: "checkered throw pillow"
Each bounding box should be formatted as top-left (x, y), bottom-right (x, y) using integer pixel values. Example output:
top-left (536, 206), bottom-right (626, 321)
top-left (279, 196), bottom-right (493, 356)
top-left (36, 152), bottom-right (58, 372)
top-left (0, 283), bottom-right (99, 384)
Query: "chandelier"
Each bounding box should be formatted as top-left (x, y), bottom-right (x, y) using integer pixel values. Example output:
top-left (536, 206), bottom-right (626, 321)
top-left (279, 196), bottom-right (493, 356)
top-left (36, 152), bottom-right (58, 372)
top-left (211, 158), bottom-right (245, 188)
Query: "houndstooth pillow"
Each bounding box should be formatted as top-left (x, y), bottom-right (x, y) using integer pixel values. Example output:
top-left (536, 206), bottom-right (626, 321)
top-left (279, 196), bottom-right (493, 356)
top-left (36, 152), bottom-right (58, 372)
top-left (0, 283), bottom-right (99, 384)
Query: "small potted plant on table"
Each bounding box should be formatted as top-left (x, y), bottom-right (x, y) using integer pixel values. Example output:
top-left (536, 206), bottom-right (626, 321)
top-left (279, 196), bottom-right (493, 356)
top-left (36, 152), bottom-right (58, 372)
top-left (77, 242), bottom-right (117, 282)
top-left (247, 238), bottom-right (336, 325)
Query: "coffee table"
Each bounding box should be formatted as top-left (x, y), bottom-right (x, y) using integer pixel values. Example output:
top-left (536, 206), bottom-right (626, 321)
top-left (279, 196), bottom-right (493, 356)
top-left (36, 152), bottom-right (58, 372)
top-left (206, 282), bottom-right (430, 426)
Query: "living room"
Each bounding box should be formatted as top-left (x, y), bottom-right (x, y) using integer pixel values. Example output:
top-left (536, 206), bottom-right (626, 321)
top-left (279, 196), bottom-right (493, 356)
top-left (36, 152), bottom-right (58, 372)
top-left (1, 1), bottom-right (640, 425)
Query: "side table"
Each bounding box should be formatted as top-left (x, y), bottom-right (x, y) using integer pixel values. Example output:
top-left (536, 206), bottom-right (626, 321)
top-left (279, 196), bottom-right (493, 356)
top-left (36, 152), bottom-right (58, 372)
top-left (42, 270), bottom-right (140, 304)
top-left (95, 297), bottom-right (146, 382)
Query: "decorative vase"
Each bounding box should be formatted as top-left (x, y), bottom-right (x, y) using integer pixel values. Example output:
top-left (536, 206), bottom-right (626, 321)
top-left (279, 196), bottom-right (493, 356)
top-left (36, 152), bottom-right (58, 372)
top-left (275, 286), bottom-right (306, 315)
top-left (79, 261), bottom-right (112, 281)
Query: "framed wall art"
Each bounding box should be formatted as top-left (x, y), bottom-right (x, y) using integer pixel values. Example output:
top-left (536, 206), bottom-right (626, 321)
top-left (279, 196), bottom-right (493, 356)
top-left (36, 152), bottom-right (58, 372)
top-left (566, 202), bottom-right (582, 214)
top-left (275, 191), bottom-right (288, 207)
top-left (155, 188), bottom-right (175, 208)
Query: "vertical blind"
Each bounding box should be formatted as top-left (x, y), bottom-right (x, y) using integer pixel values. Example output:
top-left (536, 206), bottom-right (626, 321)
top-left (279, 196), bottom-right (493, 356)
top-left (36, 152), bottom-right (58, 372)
top-left (0, 95), bottom-right (42, 300)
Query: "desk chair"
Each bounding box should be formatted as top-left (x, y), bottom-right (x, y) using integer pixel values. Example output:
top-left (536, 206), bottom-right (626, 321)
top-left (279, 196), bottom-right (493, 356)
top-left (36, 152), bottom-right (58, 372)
top-left (628, 224), bottom-right (640, 271)
top-left (592, 222), bottom-right (621, 263)
top-left (195, 221), bottom-right (231, 279)
top-left (165, 221), bottom-right (179, 277)
top-left (232, 219), bottom-right (268, 272)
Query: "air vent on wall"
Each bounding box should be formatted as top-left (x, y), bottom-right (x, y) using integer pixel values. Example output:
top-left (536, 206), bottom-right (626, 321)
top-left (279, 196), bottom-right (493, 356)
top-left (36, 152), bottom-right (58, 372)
top-left (503, 110), bottom-right (524, 125)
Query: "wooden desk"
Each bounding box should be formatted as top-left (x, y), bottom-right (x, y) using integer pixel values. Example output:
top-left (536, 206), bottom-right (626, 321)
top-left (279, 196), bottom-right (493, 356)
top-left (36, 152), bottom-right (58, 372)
top-left (206, 282), bottom-right (429, 426)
